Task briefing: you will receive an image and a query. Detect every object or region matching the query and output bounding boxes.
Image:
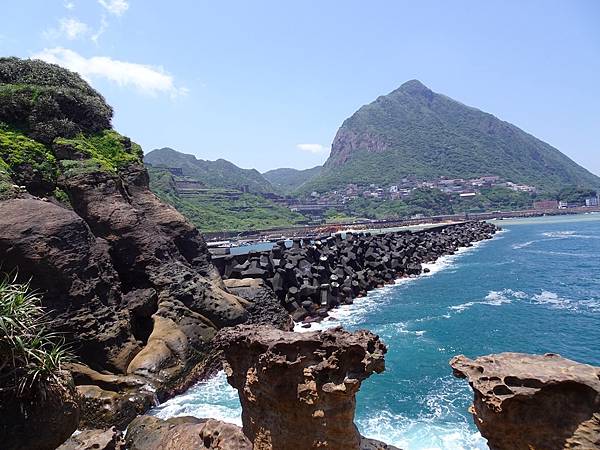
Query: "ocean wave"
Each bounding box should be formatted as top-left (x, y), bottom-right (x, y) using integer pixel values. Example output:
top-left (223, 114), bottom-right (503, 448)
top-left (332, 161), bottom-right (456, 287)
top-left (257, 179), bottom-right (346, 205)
top-left (357, 377), bottom-right (488, 449)
top-left (541, 230), bottom-right (599, 239)
top-left (449, 289), bottom-right (525, 313)
top-left (150, 371), bottom-right (242, 426)
top-left (512, 240), bottom-right (535, 249)
top-left (529, 290), bottom-right (600, 312)
top-left (358, 410), bottom-right (487, 450)
top-left (296, 239), bottom-right (494, 332)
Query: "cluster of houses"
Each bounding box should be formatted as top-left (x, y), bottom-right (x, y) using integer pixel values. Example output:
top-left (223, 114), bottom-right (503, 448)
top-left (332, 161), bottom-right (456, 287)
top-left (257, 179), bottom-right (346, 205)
top-left (306, 176), bottom-right (536, 204)
top-left (533, 195), bottom-right (600, 210)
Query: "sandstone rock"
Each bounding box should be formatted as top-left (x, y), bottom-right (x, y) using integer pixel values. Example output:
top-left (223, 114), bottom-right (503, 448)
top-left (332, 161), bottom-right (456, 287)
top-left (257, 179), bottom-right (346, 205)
top-left (57, 427), bottom-right (125, 450)
top-left (218, 325), bottom-right (387, 450)
top-left (0, 162), bottom-right (253, 428)
top-left (450, 352), bottom-right (600, 450)
top-left (77, 384), bottom-right (155, 430)
top-left (0, 371), bottom-right (80, 450)
top-left (125, 415), bottom-right (252, 450)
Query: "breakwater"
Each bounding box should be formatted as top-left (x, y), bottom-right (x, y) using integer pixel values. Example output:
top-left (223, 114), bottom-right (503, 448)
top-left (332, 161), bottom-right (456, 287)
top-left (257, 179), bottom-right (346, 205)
top-left (212, 221), bottom-right (498, 322)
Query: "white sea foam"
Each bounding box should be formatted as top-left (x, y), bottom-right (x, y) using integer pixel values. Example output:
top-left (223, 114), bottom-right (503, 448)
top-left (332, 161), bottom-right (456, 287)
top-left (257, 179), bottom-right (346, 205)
top-left (357, 377), bottom-right (489, 449)
top-left (358, 410), bottom-right (487, 450)
top-left (294, 238), bottom-right (492, 332)
top-left (449, 289), bottom-right (526, 313)
top-left (512, 240), bottom-right (535, 249)
top-left (150, 371), bottom-right (242, 426)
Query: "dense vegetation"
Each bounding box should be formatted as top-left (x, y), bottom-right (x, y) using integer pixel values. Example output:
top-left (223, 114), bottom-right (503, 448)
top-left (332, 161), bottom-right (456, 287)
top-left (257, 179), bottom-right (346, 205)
top-left (304, 80), bottom-right (600, 193)
top-left (262, 165), bottom-right (322, 194)
top-left (0, 57), bottom-right (142, 201)
top-left (0, 274), bottom-right (71, 393)
top-left (0, 57), bottom-right (112, 144)
top-left (148, 167), bottom-right (306, 231)
top-left (145, 147), bottom-right (274, 193)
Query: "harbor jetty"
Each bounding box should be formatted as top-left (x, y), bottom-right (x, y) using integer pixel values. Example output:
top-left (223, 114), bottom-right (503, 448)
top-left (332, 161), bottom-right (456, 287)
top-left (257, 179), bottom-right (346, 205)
top-left (211, 221), bottom-right (498, 322)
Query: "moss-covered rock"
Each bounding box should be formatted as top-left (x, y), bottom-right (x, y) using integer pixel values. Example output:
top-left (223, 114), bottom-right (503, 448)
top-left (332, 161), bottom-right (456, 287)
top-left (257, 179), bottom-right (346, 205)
top-left (0, 57), bottom-right (113, 144)
top-left (0, 125), bottom-right (58, 195)
top-left (55, 130), bottom-right (143, 174)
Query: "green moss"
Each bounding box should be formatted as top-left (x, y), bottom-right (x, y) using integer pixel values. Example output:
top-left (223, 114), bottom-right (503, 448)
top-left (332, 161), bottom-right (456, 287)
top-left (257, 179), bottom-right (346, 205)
top-left (0, 127), bottom-right (58, 194)
top-left (0, 157), bottom-right (19, 200)
top-left (52, 187), bottom-right (71, 207)
top-left (55, 130), bottom-right (143, 173)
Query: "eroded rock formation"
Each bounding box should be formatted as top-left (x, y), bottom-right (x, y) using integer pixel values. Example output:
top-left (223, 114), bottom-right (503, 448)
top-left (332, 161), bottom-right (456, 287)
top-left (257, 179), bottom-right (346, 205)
top-left (451, 352), bottom-right (600, 449)
top-left (0, 161), bottom-right (251, 429)
top-left (217, 325), bottom-right (393, 450)
top-left (125, 415), bottom-right (252, 450)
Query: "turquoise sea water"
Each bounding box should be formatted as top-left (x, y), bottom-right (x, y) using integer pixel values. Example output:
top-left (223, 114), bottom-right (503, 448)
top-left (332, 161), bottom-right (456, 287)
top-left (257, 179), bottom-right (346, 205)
top-left (152, 214), bottom-right (600, 449)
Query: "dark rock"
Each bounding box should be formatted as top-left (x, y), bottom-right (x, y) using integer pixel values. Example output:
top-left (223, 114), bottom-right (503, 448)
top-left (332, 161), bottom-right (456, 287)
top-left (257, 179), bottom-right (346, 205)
top-left (0, 371), bottom-right (80, 450)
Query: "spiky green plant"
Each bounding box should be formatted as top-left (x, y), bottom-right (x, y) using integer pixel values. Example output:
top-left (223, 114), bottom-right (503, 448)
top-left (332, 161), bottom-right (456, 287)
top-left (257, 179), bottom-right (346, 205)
top-left (0, 274), bottom-right (72, 394)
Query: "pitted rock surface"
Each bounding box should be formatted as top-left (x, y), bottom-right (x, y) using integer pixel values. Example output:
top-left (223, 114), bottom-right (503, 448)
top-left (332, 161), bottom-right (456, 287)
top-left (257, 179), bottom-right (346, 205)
top-left (451, 352), bottom-right (600, 449)
top-left (125, 415), bottom-right (252, 450)
top-left (218, 325), bottom-right (388, 450)
top-left (0, 163), bottom-right (248, 429)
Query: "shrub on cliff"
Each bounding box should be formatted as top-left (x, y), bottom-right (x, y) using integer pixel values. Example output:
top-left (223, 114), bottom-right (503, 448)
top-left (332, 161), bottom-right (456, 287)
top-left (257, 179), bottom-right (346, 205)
top-left (0, 274), bottom-right (71, 394)
top-left (0, 57), bottom-right (113, 144)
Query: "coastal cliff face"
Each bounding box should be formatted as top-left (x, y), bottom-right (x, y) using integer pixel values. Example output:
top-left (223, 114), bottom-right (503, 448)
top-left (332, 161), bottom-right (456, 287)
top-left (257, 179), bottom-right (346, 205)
top-left (216, 325), bottom-right (395, 450)
top-left (0, 58), bottom-right (252, 434)
top-left (451, 352), bottom-right (600, 449)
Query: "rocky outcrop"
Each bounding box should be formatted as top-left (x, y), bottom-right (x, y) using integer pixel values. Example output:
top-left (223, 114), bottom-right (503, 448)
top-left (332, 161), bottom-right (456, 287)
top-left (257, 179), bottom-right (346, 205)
top-left (0, 160), bottom-right (250, 430)
top-left (451, 352), bottom-right (600, 449)
top-left (223, 278), bottom-right (293, 330)
top-left (57, 427), bottom-right (125, 450)
top-left (0, 371), bottom-right (80, 450)
top-left (125, 415), bottom-right (252, 450)
top-left (213, 221), bottom-right (497, 323)
top-left (217, 325), bottom-right (394, 450)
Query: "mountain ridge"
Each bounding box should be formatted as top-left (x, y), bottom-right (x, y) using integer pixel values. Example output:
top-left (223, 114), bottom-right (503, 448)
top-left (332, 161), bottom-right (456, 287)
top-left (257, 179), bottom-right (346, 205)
top-left (144, 147), bottom-right (274, 193)
top-left (262, 165), bottom-right (322, 194)
top-left (304, 80), bottom-right (600, 193)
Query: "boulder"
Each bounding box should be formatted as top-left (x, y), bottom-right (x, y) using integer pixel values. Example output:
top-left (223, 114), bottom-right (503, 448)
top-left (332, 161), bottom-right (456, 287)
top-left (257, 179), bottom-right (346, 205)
top-left (57, 428), bottom-right (125, 450)
top-left (125, 415), bottom-right (251, 450)
top-left (0, 371), bottom-right (80, 450)
top-left (451, 352), bottom-right (600, 450)
top-left (217, 325), bottom-right (387, 450)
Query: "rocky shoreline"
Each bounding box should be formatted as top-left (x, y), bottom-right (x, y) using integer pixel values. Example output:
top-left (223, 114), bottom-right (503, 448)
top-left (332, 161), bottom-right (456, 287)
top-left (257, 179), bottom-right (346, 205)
top-left (3, 58), bottom-right (600, 450)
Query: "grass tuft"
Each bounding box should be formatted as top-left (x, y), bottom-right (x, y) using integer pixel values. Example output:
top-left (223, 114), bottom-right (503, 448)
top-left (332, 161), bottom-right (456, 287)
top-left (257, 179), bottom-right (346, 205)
top-left (0, 273), bottom-right (72, 394)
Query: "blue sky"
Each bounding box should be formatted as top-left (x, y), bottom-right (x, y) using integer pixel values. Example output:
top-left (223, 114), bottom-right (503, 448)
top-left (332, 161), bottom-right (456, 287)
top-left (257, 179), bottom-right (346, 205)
top-left (1, 1), bottom-right (599, 174)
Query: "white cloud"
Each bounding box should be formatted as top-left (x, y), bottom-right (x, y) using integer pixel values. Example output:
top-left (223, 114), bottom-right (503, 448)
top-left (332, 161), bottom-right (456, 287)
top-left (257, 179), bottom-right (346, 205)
top-left (98, 0), bottom-right (129, 16)
top-left (64, 1), bottom-right (75, 10)
top-left (297, 143), bottom-right (327, 153)
top-left (91, 15), bottom-right (109, 44)
top-left (43, 17), bottom-right (89, 41)
top-left (60, 18), bottom-right (89, 40)
top-left (32, 48), bottom-right (188, 98)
